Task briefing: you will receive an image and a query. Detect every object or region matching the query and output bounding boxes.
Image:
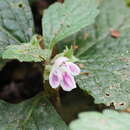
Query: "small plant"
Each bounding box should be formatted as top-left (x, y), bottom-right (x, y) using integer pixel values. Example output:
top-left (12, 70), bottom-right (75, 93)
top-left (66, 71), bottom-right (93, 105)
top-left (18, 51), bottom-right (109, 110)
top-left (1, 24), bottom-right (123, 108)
top-left (0, 0), bottom-right (130, 129)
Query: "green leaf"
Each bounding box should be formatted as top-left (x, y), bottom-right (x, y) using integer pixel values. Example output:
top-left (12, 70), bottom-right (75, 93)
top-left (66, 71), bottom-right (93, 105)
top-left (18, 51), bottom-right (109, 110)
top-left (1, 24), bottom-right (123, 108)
top-left (0, 0), bottom-right (34, 56)
top-left (70, 110), bottom-right (130, 130)
top-left (76, 0), bottom-right (130, 109)
top-left (2, 43), bottom-right (51, 62)
top-left (42, 0), bottom-right (99, 49)
top-left (0, 94), bottom-right (69, 130)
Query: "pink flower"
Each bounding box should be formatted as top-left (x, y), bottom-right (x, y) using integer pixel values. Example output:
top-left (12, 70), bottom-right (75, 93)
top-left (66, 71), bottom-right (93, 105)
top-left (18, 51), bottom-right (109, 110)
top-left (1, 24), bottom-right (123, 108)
top-left (49, 57), bottom-right (80, 91)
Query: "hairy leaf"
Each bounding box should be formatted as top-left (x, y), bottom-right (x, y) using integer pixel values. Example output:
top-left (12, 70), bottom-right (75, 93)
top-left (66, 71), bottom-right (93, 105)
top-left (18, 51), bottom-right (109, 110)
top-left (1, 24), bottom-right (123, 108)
top-left (70, 110), bottom-right (130, 130)
top-left (2, 43), bottom-right (51, 62)
top-left (42, 0), bottom-right (99, 49)
top-left (0, 94), bottom-right (69, 130)
top-left (0, 0), bottom-right (34, 68)
top-left (76, 0), bottom-right (130, 109)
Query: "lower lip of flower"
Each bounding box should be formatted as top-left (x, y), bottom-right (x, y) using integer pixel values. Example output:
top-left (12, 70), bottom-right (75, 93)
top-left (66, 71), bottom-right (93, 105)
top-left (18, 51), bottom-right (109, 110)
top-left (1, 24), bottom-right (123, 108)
top-left (49, 69), bottom-right (60, 88)
top-left (60, 71), bottom-right (76, 91)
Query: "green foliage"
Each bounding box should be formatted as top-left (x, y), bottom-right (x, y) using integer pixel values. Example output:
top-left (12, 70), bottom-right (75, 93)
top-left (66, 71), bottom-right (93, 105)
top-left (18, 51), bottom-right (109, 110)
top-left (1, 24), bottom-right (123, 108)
top-left (0, 94), bottom-right (68, 130)
top-left (0, 0), bottom-right (100, 128)
top-left (70, 110), bottom-right (130, 130)
top-left (76, 0), bottom-right (130, 109)
top-left (2, 43), bottom-right (51, 62)
top-left (2, 35), bottom-right (51, 62)
top-left (0, 0), bottom-right (34, 68)
top-left (1, 0), bottom-right (130, 128)
top-left (42, 0), bottom-right (99, 49)
top-left (0, 0), bottom-right (34, 52)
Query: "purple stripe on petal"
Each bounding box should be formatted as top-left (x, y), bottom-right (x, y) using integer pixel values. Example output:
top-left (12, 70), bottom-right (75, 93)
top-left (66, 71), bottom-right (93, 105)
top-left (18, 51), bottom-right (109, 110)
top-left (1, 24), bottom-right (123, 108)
top-left (60, 71), bottom-right (76, 91)
top-left (66, 62), bottom-right (80, 76)
top-left (49, 69), bottom-right (60, 88)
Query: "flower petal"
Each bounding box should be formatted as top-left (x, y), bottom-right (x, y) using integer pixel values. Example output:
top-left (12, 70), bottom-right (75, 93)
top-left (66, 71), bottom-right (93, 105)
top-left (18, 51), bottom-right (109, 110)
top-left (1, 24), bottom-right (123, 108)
top-left (54, 57), bottom-right (69, 67)
top-left (49, 69), bottom-right (61, 88)
top-left (66, 62), bottom-right (80, 76)
top-left (60, 71), bottom-right (76, 91)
